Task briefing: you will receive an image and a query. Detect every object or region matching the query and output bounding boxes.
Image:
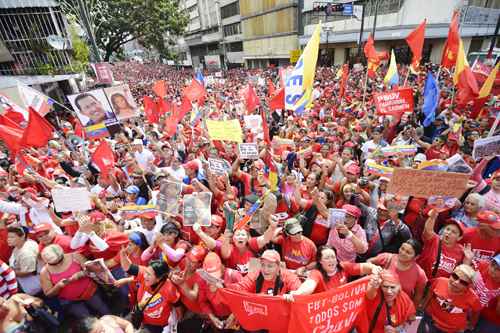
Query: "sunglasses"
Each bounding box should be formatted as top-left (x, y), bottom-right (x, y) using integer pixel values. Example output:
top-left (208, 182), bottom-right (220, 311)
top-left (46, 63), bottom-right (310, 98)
top-left (451, 272), bottom-right (470, 287)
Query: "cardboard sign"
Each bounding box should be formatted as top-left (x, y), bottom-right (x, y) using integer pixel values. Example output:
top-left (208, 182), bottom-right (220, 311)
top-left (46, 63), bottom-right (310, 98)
top-left (387, 168), bottom-right (469, 198)
top-left (206, 119), bottom-right (243, 143)
top-left (239, 143), bottom-right (259, 159)
top-left (157, 180), bottom-right (182, 214)
top-left (374, 87), bottom-right (414, 116)
top-left (208, 158), bottom-right (228, 176)
top-left (51, 187), bottom-right (91, 212)
top-left (472, 134), bottom-right (500, 160)
top-left (183, 192), bottom-right (212, 226)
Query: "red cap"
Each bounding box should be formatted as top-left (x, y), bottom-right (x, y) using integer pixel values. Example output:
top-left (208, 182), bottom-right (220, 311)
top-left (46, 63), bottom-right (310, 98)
top-left (260, 249), bottom-right (281, 264)
top-left (342, 204), bottom-right (361, 218)
top-left (203, 252), bottom-right (222, 274)
top-left (187, 245), bottom-right (207, 263)
top-left (211, 214), bottom-right (224, 227)
top-left (183, 160), bottom-right (199, 171)
top-left (445, 218), bottom-right (465, 236)
top-left (89, 211), bottom-right (106, 223)
top-left (32, 223), bottom-right (52, 235)
top-left (477, 210), bottom-right (500, 229)
top-left (345, 163), bottom-right (360, 175)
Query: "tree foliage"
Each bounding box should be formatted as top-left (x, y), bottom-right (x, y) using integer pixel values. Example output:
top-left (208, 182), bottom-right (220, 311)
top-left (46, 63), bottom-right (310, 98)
top-left (60, 0), bottom-right (188, 61)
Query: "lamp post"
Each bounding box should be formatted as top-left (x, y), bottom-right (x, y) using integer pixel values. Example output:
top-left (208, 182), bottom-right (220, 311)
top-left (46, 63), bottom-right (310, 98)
top-left (323, 26), bottom-right (334, 66)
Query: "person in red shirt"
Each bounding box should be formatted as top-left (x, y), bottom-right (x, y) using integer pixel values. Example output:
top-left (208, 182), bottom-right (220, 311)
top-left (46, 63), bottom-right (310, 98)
top-left (472, 254), bottom-right (500, 333)
top-left (225, 249), bottom-right (301, 296)
top-left (271, 218), bottom-right (317, 275)
top-left (283, 245), bottom-right (381, 299)
top-left (419, 264), bottom-right (482, 333)
top-left (460, 210), bottom-right (500, 263)
top-left (33, 223), bottom-right (74, 254)
top-left (360, 270), bottom-right (416, 333)
top-left (368, 239), bottom-right (428, 306)
top-left (417, 210), bottom-right (473, 279)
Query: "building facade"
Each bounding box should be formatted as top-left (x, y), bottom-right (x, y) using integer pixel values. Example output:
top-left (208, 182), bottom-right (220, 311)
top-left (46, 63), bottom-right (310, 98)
top-left (300, 0), bottom-right (500, 66)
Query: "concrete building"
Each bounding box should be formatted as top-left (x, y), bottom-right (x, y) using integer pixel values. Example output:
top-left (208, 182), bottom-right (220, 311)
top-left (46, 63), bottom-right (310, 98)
top-left (240, 0), bottom-right (300, 68)
top-left (300, 0), bottom-right (500, 66)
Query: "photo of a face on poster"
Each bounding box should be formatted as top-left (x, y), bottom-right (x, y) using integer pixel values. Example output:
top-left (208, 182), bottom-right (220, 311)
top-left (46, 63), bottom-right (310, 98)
top-left (68, 89), bottom-right (118, 127)
top-left (183, 192), bottom-right (212, 226)
top-left (157, 180), bottom-right (182, 214)
top-left (103, 84), bottom-right (138, 120)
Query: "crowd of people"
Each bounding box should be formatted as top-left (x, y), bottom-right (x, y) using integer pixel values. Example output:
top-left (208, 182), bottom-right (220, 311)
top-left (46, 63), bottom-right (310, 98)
top-left (0, 59), bottom-right (498, 333)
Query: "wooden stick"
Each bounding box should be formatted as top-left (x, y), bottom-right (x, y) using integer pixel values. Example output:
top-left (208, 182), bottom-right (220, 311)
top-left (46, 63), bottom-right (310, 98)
top-left (362, 69), bottom-right (369, 107)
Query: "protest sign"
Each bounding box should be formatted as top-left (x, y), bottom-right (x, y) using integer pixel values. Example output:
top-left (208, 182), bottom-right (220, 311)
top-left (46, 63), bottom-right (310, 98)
top-left (288, 277), bottom-right (369, 333)
top-left (328, 208), bottom-right (346, 228)
top-left (387, 168), bottom-right (469, 198)
top-left (208, 158), bottom-right (228, 176)
top-left (183, 192), bottom-right (212, 226)
top-left (472, 134), bottom-right (500, 160)
top-left (244, 115), bottom-right (262, 132)
top-left (374, 87), bottom-right (414, 116)
top-left (51, 187), bottom-right (91, 212)
top-left (239, 143), bottom-right (259, 159)
top-left (103, 84), bottom-right (138, 120)
top-left (446, 154), bottom-right (473, 174)
top-left (157, 180), bottom-right (182, 214)
top-left (206, 119), bottom-right (243, 143)
top-left (84, 258), bottom-right (116, 285)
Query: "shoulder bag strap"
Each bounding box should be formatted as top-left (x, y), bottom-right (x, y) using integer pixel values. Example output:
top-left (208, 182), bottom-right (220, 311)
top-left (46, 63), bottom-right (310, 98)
top-left (368, 293), bottom-right (385, 333)
top-left (431, 240), bottom-right (442, 278)
top-left (138, 278), bottom-right (168, 312)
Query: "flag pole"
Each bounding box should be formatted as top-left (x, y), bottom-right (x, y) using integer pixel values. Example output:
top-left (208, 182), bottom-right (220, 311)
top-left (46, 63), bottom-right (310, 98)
top-left (362, 69), bottom-right (369, 106)
top-left (488, 112), bottom-right (500, 137)
top-left (403, 67), bottom-right (410, 87)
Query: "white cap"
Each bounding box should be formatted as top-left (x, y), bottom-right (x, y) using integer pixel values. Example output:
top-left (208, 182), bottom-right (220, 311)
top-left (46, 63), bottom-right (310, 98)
top-left (132, 139), bottom-right (143, 145)
top-left (414, 153), bottom-right (427, 162)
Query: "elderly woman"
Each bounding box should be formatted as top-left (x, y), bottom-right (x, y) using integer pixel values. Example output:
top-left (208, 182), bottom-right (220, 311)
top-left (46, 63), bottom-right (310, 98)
top-left (418, 264), bottom-right (482, 333)
top-left (39, 244), bottom-right (110, 319)
top-left (450, 192), bottom-right (484, 227)
top-left (358, 270), bottom-right (416, 333)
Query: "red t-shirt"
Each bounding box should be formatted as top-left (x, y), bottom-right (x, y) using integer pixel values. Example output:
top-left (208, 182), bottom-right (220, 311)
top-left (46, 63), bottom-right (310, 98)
top-left (417, 233), bottom-right (464, 279)
top-left (224, 237), bottom-right (259, 274)
top-left (199, 268), bottom-right (242, 317)
top-left (473, 260), bottom-right (500, 325)
top-left (426, 277), bottom-right (481, 332)
top-left (308, 261), bottom-right (361, 293)
top-left (362, 289), bottom-right (415, 333)
top-left (460, 228), bottom-right (500, 263)
top-left (136, 268), bottom-right (180, 326)
top-left (274, 235), bottom-right (317, 270)
top-left (227, 269), bottom-right (301, 295)
top-left (179, 272), bottom-right (204, 314)
top-left (371, 253), bottom-right (427, 298)
top-left (309, 215), bottom-right (330, 246)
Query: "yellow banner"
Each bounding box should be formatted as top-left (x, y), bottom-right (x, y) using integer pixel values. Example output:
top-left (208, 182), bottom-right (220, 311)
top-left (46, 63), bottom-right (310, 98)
top-left (289, 49), bottom-right (301, 63)
top-left (206, 119), bottom-right (243, 143)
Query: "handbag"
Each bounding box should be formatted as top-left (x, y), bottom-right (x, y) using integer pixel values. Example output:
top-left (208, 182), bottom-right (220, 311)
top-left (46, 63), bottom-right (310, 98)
top-left (130, 278), bottom-right (167, 329)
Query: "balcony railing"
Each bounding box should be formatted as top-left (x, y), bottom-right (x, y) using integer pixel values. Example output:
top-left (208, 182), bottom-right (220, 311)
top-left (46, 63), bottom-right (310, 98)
top-left (460, 5), bottom-right (500, 26)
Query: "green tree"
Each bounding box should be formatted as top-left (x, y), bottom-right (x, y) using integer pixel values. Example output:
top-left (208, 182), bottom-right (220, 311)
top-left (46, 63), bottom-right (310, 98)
top-left (61, 0), bottom-right (187, 61)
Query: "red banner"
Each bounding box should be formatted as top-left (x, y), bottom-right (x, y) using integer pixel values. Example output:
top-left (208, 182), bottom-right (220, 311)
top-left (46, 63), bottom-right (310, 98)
top-left (218, 276), bottom-right (369, 333)
top-left (374, 87), bottom-right (414, 116)
top-left (288, 277), bottom-right (369, 333)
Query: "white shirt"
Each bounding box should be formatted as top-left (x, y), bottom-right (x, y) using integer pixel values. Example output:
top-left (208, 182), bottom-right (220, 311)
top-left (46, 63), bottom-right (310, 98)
top-left (134, 148), bottom-right (154, 172)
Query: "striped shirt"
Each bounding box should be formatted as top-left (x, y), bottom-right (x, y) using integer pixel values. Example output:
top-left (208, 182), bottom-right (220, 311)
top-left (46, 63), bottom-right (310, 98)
top-left (0, 260), bottom-right (18, 298)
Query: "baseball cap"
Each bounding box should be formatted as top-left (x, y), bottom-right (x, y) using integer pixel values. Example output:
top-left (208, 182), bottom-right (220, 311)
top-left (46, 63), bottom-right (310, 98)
top-left (187, 245), bottom-right (208, 263)
top-left (32, 223), bottom-right (52, 235)
top-left (345, 164), bottom-right (360, 175)
top-left (477, 210), bottom-right (500, 229)
top-left (284, 218), bottom-right (303, 235)
top-left (125, 185), bottom-right (140, 195)
top-left (414, 153), bottom-right (427, 163)
top-left (445, 218), bottom-right (464, 236)
top-left (342, 204), bottom-right (361, 218)
top-left (260, 249), bottom-right (281, 264)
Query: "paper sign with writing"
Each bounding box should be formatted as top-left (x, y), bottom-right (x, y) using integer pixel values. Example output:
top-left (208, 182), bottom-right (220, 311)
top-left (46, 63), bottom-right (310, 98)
top-left (206, 119), bottom-right (243, 143)
top-left (239, 143), bottom-right (259, 159)
top-left (472, 135), bottom-right (500, 160)
top-left (183, 192), bottom-right (212, 226)
top-left (51, 187), bottom-right (92, 212)
top-left (374, 87), bottom-right (414, 116)
top-left (208, 158), bottom-right (228, 176)
top-left (387, 168), bottom-right (469, 198)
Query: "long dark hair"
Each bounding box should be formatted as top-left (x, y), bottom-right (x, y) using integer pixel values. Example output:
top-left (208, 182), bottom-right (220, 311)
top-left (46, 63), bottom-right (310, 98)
top-left (316, 245), bottom-right (342, 282)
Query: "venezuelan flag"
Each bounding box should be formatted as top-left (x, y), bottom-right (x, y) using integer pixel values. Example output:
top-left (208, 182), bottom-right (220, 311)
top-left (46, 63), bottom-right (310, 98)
top-left (384, 50), bottom-right (399, 87)
top-left (85, 123), bottom-right (109, 139)
top-left (366, 162), bottom-right (394, 177)
top-left (119, 204), bottom-right (157, 219)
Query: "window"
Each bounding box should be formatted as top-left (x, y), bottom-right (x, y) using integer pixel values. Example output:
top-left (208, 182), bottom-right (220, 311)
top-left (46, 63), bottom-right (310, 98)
top-left (223, 22), bottom-right (241, 37)
top-left (227, 42), bottom-right (243, 52)
top-left (221, 2), bottom-right (239, 19)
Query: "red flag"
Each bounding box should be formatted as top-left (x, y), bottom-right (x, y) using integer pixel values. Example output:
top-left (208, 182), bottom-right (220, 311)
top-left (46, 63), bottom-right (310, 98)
top-left (183, 79), bottom-right (206, 105)
top-left (0, 114), bottom-right (22, 130)
top-left (74, 121), bottom-right (86, 139)
top-left (339, 64), bottom-right (350, 98)
top-left (471, 62), bottom-right (499, 118)
top-left (441, 11), bottom-right (460, 69)
top-left (269, 88), bottom-right (285, 110)
top-left (91, 140), bottom-right (115, 176)
top-left (261, 109), bottom-right (270, 144)
top-left (364, 34), bottom-right (380, 78)
top-left (4, 108), bottom-right (26, 124)
top-left (15, 153), bottom-right (32, 176)
top-left (267, 79), bottom-right (276, 97)
top-left (143, 96), bottom-right (159, 124)
top-left (21, 107), bottom-right (54, 148)
top-left (177, 96), bottom-right (192, 121)
top-left (454, 39), bottom-right (479, 107)
top-left (157, 99), bottom-right (171, 116)
top-left (406, 19), bottom-right (426, 72)
top-left (243, 84), bottom-right (260, 113)
top-left (152, 80), bottom-right (168, 99)
top-left (0, 124), bottom-right (23, 152)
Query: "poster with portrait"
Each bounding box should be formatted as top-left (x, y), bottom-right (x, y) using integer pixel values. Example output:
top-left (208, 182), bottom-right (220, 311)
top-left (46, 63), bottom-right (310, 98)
top-left (103, 84), bottom-right (138, 120)
top-left (84, 258), bottom-right (116, 285)
top-left (157, 180), bottom-right (182, 214)
top-left (183, 192), bottom-right (212, 226)
top-left (68, 89), bottom-right (119, 139)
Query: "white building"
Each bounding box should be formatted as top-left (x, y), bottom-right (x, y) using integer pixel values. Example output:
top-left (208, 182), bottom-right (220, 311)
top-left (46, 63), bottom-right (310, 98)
top-left (300, 0), bottom-right (500, 65)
